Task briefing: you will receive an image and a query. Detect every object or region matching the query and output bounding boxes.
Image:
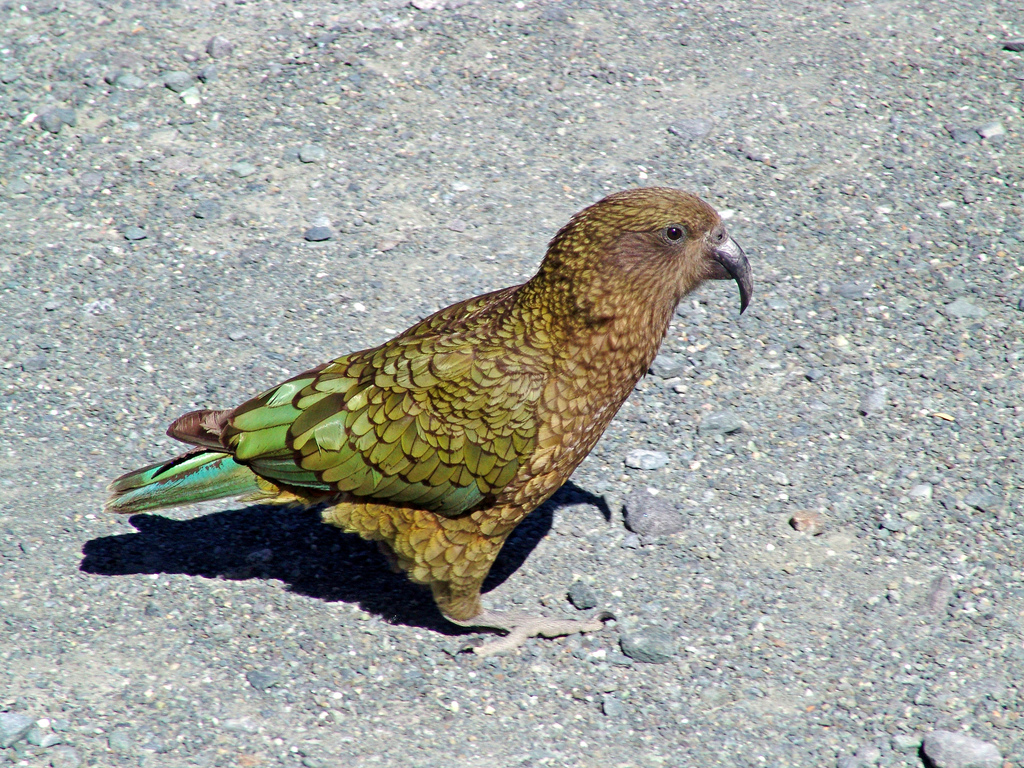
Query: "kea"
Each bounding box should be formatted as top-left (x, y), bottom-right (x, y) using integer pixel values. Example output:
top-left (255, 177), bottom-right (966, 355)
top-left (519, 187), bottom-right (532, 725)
top-left (107, 187), bottom-right (753, 655)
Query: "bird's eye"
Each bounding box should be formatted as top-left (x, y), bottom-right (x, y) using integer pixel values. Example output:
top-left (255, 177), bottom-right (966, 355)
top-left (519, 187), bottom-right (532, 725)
top-left (713, 228), bottom-right (726, 244)
top-left (665, 226), bottom-right (684, 242)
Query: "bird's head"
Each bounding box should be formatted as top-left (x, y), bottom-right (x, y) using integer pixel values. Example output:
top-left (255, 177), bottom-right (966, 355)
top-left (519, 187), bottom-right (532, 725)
top-left (537, 187), bottom-right (753, 322)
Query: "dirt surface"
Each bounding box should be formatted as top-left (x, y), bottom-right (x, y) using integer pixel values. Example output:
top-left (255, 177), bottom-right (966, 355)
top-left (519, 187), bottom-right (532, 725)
top-left (1, 0), bottom-right (1023, 766)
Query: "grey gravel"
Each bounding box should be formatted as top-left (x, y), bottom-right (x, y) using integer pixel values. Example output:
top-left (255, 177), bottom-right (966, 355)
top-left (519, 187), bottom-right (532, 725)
top-left (922, 730), bottom-right (1002, 768)
top-left (2, 1), bottom-right (1022, 766)
top-left (122, 225), bottom-right (147, 241)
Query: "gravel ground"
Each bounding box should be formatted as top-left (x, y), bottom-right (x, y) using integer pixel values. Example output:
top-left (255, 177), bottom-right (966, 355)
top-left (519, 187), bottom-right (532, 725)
top-left (2, 0), bottom-right (1023, 766)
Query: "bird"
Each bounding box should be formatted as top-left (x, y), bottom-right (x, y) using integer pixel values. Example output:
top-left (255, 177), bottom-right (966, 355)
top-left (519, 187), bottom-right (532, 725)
top-left (106, 187), bottom-right (753, 655)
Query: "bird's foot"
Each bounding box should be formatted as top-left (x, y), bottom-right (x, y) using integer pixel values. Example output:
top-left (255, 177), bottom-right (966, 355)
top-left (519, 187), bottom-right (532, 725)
top-left (450, 609), bottom-right (614, 656)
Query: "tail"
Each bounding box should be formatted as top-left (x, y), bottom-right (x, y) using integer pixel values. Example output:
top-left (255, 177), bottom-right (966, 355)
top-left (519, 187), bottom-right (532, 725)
top-left (105, 450), bottom-right (264, 514)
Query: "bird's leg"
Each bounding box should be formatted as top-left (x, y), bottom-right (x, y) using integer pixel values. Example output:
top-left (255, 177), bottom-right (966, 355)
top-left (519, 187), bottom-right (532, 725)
top-left (432, 579), bottom-right (611, 656)
top-left (447, 609), bottom-right (613, 657)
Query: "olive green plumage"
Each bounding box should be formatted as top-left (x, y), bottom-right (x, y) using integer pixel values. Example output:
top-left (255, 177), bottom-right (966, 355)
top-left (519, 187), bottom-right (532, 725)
top-left (106, 187), bottom-right (753, 652)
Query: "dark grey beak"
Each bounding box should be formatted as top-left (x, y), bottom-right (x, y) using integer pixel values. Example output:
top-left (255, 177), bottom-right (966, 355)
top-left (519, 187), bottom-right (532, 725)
top-left (711, 236), bottom-right (753, 314)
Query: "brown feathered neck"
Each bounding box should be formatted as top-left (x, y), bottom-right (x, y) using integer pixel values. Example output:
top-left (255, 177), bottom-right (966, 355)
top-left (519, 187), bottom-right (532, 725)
top-left (514, 188), bottom-right (720, 377)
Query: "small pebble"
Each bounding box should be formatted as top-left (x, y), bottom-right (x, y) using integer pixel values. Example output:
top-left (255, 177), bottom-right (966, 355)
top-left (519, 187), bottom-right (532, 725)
top-left (0, 713), bottom-right (33, 748)
top-left (624, 450), bottom-right (668, 470)
top-left (299, 144), bottom-right (326, 163)
top-left (926, 574), bottom-right (954, 613)
top-left (108, 729), bottom-right (132, 753)
top-left (620, 629), bottom-right (675, 664)
top-left (304, 226), bottom-right (332, 242)
top-left (567, 582), bottom-right (598, 610)
top-left (48, 747), bottom-right (81, 768)
top-left (964, 489), bottom-right (1002, 514)
top-left (892, 733), bottom-right (923, 753)
top-left (921, 730), bottom-right (1002, 768)
top-left (790, 510), bottom-right (826, 535)
top-left (38, 108), bottom-right (76, 133)
top-left (246, 670), bottom-right (280, 690)
top-left (948, 126), bottom-right (979, 144)
top-left (837, 281), bottom-right (871, 299)
top-left (162, 70), bottom-right (194, 93)
top-left (115, 72), bottom-right (145, 89)
top-left (1002, 40), bottom-right (1024, 51)
top-left (601, 694), bottom-right (625, 717)
top-left (206, 35), bottom-right (234, 58)
top-left (122, 225), bottom-right (147, 241)
top-left (667, 118), bottom-right (712, 141)
top-left (193, 200), bottom-right (221, 219)
top-left (229, 161), bottom-right (257, 178)
top-left (942, 297), bottom-right (987, 319)
top-left (622, 487), bottom-right (683, 538)
top-left (805, 368), bottom-right (825, 382)
top-left (858, 387), bottom-right (888, 416)
top-left (908, 483), bottom-right (933, 501)
top-left (649, 352), bottom-right (686, 378)
top-left (976, 121), bottom-right (1005, 139)
top-left (197, 64), bottom-right (218, 83)
top-left (698, 411), bottom-right (743, 436)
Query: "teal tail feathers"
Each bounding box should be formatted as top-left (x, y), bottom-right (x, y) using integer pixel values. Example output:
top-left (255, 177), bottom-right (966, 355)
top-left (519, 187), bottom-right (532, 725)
top-left (105, 450), bottom-right (262, 514)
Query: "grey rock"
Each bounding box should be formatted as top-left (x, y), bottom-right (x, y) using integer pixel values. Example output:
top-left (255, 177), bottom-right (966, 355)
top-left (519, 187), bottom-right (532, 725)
top-left (892, 733), bottom-right (923, 752)
top-left (304, 226), bottom-right (332, 242)
top-left (299, 144), bottom-right (326, 163)
top-left (108, 729), bottom-right (132, 753)
top-left (836, 758), bottom-right (862, 768)
top-left (229, 161), bottom-right (257, 178)
top-left (115, 72), bottom-right (145, 89)
top-left (122, 225), bottom-right (147, 241)
top-left (246, 670), bottom-right (280, 690)
top-left (624, 450), bottom-right (668, 470)
top-left (21, 354), bottom-right (48, 372)
top-left (854, 745), bottom-right (882, 764)
top-left (162, 70), bottom-right (194, 93)
top-left (601, 694), bottom-right (625, 717)
top-left (48, 747), bottom-right (81, 768)
top-left (921, 730), bottom-right (1001, 768)
top-left (0, 713), bottom-right (33, 748)
top-left (977, 122), bottom-right (1005, 140)
top-left (193, 200), bottom-right (221, 219)
top-left (667, 118), bottom-right (712, 141)
top-left (927, 574), bottom-right (954, 613)
top-left (567, 582), bottom-right (598, 610)
top-left (622, 488), bottom-right (683, 538)
top-left (948, 126), bottom-right (979, 144)
top-left (210, 621), bottom-right (235, 639)
top-left (206, 35), bottom-right (234, 58)
top-left (908, 483), bottom-right (933, 501)
top-left (858, 387), bottom-right (888, 416)
top-left (26, 726), bottom-right (60, 747)
top-left (699, 411), bottom-right (743, 436)
top-left (942, 298), bottom-right (987, 318)
top-left (649, 352), bottom-right (687, 378)
top-left (1003, 40), bottom-right (1024, 52)
top-left (837, 281), bottom-right (871, 299)
top-left (620, 628), bottom-right (675, 663)
top-left (964, 489), bottom-right (1002, 513)
top-left (197, 64), bottom-right (218, 83)
top-left (39, 108), bottom-right (76, 133)
top-left (805, 368), bottom-right (825, 382)
top-left (7, 178), bottom-right (29, 194)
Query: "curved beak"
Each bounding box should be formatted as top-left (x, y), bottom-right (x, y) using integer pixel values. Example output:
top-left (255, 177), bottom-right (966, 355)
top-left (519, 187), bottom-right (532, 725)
top-left (711, 236), bottom-right (753, 314)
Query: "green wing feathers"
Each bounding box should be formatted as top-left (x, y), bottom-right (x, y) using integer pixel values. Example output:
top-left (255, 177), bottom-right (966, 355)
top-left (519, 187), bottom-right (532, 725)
top-left (109, 287), bottom-right (545, 517)
top-left (105, 450), bottom-right (262, 514)
top-left (223, 292), bottom-right (544, 516)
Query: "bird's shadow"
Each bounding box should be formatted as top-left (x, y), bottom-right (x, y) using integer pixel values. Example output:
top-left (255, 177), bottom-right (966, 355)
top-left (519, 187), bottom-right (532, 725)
top-left (80, 481), bottom-right (611, 635)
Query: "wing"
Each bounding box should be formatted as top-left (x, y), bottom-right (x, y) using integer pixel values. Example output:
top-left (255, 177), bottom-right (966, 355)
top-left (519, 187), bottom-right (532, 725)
top-left (222, 288), bottom-right (545, 516)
